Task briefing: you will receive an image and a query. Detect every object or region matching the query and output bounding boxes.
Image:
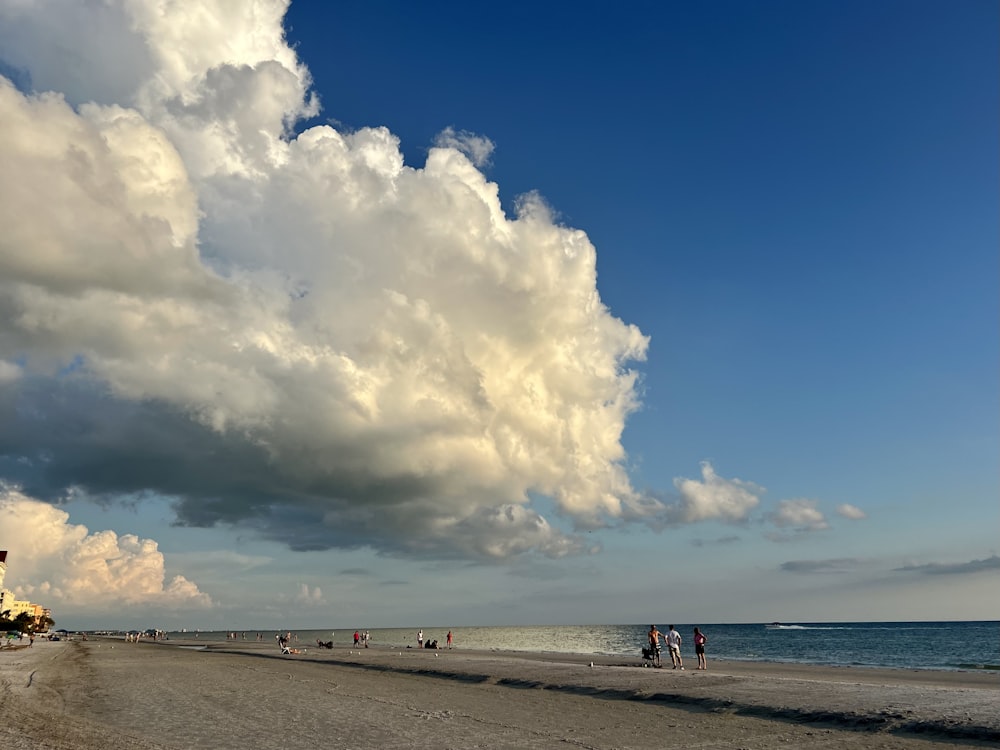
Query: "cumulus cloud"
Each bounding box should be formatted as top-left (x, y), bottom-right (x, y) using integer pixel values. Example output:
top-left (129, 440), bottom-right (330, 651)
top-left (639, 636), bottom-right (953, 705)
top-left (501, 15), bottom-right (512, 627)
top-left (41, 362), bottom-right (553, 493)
top-left (836, 503), bottom-right (867, 520)
top-left (0, 486), bottom-right (211, 610)
top-left (0, 0), bottom-right (650, 562)
top-left (767, 499), bottom-right (829, 534)
top-left (894, 555), bottom-right (1000, 576)
top-left (292, 583), bottom-right (325, 606)
top-left (662, 462), bottom-right (762, 524)
top-left (435, 127), bottom-right (495, 168)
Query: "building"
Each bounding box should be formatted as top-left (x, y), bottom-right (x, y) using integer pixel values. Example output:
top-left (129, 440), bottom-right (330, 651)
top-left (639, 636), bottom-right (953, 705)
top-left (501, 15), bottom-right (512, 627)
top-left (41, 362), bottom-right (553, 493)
top-left (0, 550), bottom-right (52, 629)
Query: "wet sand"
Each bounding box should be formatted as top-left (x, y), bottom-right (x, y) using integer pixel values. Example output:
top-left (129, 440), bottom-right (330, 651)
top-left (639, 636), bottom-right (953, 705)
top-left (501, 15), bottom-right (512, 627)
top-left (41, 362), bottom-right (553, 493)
top-left (2, 638), bottom-right (997, 749)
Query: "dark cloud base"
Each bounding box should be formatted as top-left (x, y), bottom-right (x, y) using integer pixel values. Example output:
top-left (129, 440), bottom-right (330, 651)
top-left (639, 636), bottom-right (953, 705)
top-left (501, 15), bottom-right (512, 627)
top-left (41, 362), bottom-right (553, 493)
top-left (0, 378), bottom-right (424, 554)
top-left (0, 377), bottom-right (580, 561)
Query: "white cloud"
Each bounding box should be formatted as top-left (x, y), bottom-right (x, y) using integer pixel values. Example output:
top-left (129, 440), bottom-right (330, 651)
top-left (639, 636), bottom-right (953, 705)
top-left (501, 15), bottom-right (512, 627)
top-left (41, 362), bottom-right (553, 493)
top-left (434, 127), bottom-right (495, 168)
top-left (664, 462), bottom-right (762, 524)
top-left (0, 0), bottom-right (650, 562)
top-left (836, 503), bottom-right (867, 520)
top-left (0, 486), bottom-right (211, 611)
top-left (293, 583), bottom-right (325, 606)
top-left (768, 498), bottom-right (829, 533)
top-left (0, 0), bottom-right (155, 107)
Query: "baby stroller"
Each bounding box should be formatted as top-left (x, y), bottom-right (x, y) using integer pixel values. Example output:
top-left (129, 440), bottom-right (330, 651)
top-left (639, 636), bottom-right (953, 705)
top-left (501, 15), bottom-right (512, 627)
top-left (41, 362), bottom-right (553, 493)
top-left (641, 645), bottom-right (661, 667)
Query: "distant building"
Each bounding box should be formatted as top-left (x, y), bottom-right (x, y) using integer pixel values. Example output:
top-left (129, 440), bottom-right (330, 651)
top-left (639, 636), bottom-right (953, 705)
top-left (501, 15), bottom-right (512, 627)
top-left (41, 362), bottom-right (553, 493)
top-left (0, 550), bottom-right (51, 629)
top-left (5, 599), bottom-right (40, 620)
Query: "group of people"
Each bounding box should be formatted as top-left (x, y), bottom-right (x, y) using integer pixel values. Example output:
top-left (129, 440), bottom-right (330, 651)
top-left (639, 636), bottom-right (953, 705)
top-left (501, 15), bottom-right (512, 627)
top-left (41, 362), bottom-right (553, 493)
top-left (647, 625), bottom-right (708, 670)
top-left (227, 632), bottom-right (267, 641)
top-left (268, 628), bottom-right (457, 654)
top-left (416, 630), bottom-right (454, 649)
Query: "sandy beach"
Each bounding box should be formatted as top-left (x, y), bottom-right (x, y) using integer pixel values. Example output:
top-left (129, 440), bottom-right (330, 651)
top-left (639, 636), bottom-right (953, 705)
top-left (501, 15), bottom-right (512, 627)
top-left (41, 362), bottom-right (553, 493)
top-left (2, 638), bottom-right (997, 749)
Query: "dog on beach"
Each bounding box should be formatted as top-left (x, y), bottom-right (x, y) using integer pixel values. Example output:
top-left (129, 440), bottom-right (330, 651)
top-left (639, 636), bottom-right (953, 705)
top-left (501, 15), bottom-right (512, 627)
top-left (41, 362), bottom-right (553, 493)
top-left (316, 640), bottom-right (333, 649)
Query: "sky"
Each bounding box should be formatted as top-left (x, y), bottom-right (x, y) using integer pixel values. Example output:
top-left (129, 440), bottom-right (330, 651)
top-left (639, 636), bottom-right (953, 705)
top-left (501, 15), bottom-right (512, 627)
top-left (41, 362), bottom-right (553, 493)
top-left (0, 0), bottom-right (996, 632)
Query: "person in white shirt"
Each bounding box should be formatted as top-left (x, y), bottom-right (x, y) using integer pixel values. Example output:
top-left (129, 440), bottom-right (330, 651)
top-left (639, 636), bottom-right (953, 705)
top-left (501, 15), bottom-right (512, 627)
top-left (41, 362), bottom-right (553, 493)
top-left (667, 625), bottom-right (684, 670)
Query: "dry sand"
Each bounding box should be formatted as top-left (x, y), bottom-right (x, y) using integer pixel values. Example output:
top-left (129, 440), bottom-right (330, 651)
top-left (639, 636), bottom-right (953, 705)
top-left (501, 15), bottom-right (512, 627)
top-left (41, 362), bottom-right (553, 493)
top-left (2, 637), bottom-right (997, 749)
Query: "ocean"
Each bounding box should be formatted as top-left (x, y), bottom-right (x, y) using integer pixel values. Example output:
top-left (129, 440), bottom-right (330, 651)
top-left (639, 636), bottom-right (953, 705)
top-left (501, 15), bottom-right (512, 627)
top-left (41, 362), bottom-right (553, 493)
top-left (168, 620), bottom-right (998, 672)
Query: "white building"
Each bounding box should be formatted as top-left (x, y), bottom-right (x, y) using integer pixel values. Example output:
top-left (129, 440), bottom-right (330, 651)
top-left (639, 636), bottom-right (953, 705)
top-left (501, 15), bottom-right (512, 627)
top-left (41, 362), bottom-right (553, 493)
top-left (0, 550), bottom-right (50, 628)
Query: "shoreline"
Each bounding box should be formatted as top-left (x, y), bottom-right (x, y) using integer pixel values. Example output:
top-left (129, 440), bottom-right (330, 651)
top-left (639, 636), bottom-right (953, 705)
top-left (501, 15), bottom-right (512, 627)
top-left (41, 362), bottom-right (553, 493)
top-left (6, 634), bottom-right (999, 675)
top-left (143, 620), bottom-right (1000, 673)
top-left (164, 636), bottom-right (1000, 685)
top-left (2, 638), bottom-right (998, 748)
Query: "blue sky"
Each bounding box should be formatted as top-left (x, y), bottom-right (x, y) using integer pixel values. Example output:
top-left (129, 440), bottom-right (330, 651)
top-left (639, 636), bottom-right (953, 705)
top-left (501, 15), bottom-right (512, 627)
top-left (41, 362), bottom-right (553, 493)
top-left (0, 0), bottom-right (996, 631)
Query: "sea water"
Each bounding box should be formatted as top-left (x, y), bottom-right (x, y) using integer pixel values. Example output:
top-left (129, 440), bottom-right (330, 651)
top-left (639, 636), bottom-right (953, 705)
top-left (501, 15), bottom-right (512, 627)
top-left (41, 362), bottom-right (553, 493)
top-left (169, 621), bottom-right (998, 671)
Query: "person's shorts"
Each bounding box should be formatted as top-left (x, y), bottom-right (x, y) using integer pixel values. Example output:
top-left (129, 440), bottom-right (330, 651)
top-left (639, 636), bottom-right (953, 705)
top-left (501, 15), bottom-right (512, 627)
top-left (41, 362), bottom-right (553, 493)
top-left (669, 645), bottom-right (681, 655)
top-left (695, 644), bottom-right (705, 655)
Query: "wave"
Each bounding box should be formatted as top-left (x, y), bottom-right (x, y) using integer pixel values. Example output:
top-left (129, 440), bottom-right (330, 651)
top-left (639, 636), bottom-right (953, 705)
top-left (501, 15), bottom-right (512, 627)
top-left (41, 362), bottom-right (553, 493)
top-left (769, 625), bottom-right (848, 631)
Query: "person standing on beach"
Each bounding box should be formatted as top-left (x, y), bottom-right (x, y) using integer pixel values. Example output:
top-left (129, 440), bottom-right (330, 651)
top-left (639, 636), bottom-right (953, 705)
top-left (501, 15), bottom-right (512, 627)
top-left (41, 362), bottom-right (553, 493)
top-left (693, 627), bottom-right (707, 670)
top-left (446, 630), bottom-right (453, 649)
top-left (417, 629), bottom-right (423, 648)
top-left (667, 625), bottom-right (684, 670)
top-left (648, 625), bottom-right (663, 667)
